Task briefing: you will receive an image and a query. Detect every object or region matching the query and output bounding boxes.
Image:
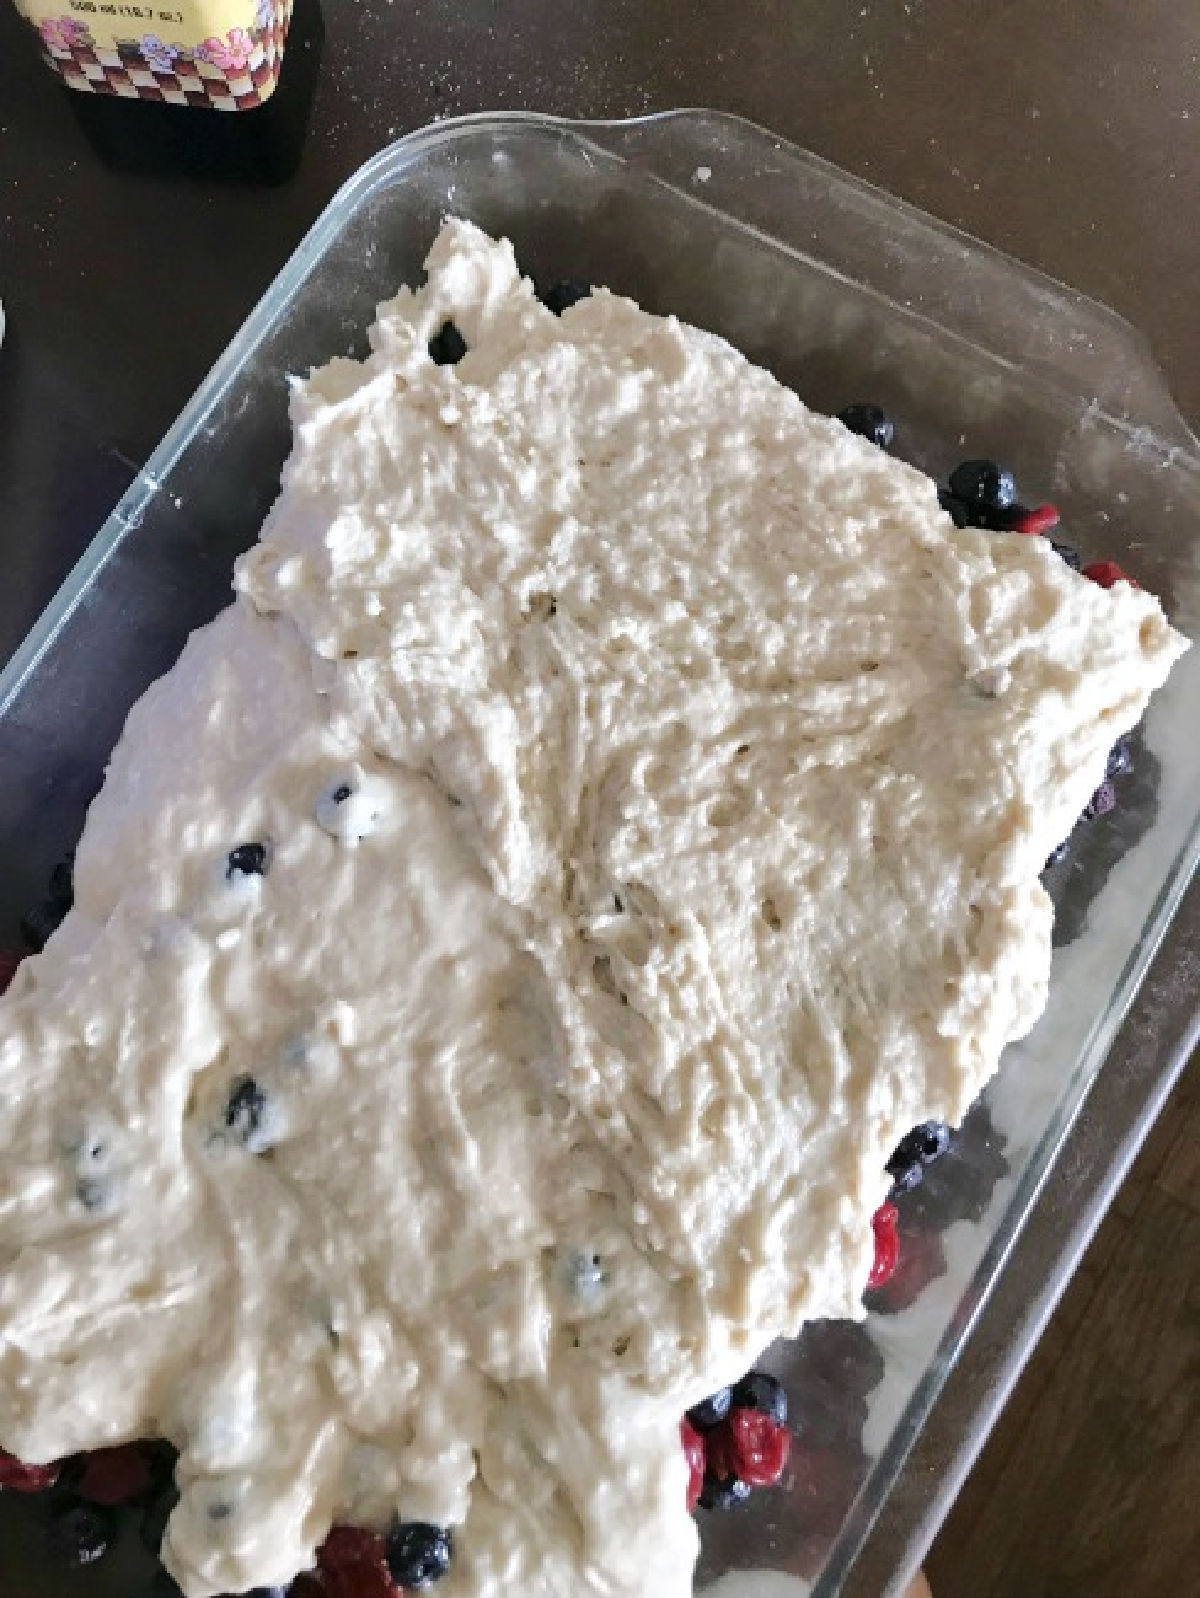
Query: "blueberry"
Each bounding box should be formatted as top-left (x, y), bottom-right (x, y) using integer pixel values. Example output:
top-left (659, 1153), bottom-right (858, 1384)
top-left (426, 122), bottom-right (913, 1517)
top-left (1083, 780), bottom-right (1117, 820)
top-left (838, 403), bottom-right (895, 450)
top-left (730, 1371), bottom-right (788, 1427)
top-left (46, 1501), bottom-right (116, 1566)
top-left (687, 1387), bottom-right (733, 1431)
top-left (887, 1120), bottom-right (951, 1182)
top-left (1106, 736), bottom-right (1134, 780)
top-left (938, 487), bottom-right (973, 529)
top-left (428, 321), bottom-right (468, 366)
top-left (386, 1521), bottom-right (453, 1589)
top-left (540, 279), bottom-right (592, 315)
top-left (225, 1076), bottom-right (269, 1145)
top-left (76, 1176), bottom-right (113, 1212)
top-left (20, 898), bottom-right (68, 952)
top-left (316, 777), bottom-right (386, 844)
top-left (1049, 538), bottom-right (1083, 571)
top-left (886, 1161), bottom-right (925, 1200)
top-left (226, 842), bottom-right (270, 880)
top-left (918, 1121), bottom-right (952, 1162)
top-left (48, 855), bottom-right (75, 910)
top-left (698, 1474), bottom-right (752, 1511)
top-left (947, 459), bottom-right (1018, 514)
top-left (561, 1250), bottom-right (606, 1301)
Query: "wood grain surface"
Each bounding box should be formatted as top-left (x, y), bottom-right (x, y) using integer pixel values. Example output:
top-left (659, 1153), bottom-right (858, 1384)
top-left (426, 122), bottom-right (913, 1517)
top-left (927, 1056), bottom-right (1200, 1597)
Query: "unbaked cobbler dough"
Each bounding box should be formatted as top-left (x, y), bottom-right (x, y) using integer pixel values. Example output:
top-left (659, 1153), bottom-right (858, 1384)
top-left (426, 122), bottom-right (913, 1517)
top-left (0, 221), bottom-right (1187, 1597)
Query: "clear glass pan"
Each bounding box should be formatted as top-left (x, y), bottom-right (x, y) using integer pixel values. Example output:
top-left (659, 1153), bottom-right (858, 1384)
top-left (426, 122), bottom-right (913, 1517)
top-left (1, 111), bottom-right (1197, 1598)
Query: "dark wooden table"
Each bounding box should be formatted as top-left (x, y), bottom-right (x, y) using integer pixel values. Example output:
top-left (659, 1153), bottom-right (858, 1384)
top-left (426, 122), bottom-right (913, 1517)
top-left (929, 1055), bottom-right (1200, 1597)
top-left (2, 4), bottom-right (1197, 1593)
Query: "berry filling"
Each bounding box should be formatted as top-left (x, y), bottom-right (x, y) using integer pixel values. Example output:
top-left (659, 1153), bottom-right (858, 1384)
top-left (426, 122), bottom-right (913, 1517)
top-left (1049, 537), bottom-right (1083, 570)
top-left (947, 458), bottom-right (1018, 513)
top-left (386, 1520), bottom-right (454, 1589)
top-left (224, 1075), bottom-right (272, 1150)
top-left (1007, 502), bottom-right (1061, 536)
top-left (1083, 559), bottom-right (1140, 590)
top-left (885, 1119), bottom-right (952, 1196)
top-left (76, 1442), bottom-right (156, 1505)
top-left (318, 1525), bottom-right (397, 1598)
top-left (697, 1473), bottom-right (751, 1512)
top-left (539, 279), bottom-right (593, 315)
top-left (227, 842), bottom-right (270, 880)
top-left (1083, 779), bottom-right (1117, 820)
top-left (867, 1201), bottom-right (900, 1290)
top-left (837, 402), bottom-right (895, 449)
top-left (729, 1370), bottom-right (788, 1428)
top-left (0, 1446), bottom-right (60, 1492)
top-left (686, 1385), bottom-right (733, 1431)
top-left (1106, 736), bottom-right (1134, 780)
top-left (428, 321), bottom-right (468, 366)
top-left (711, 1407), bottom-right (792, 1489)
top-left (681, 1417), bottom-right (707, 1513)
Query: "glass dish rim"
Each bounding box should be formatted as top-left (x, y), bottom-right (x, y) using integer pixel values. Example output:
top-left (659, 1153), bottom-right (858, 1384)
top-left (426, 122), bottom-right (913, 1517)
top-left (4, 106), bottom-right (1199, 723)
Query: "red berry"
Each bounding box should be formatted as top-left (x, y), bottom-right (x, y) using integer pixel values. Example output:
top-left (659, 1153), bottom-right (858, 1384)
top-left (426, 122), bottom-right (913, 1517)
top-left (317, 1525), bottom-right (397, 1598)
top-left (1082, 560), bottom-right (1140, 590)
top-left (0, 1446), bottom-right (60, 1493)
top-left (680, 1417), bottom-right (707, 1513)
top-left (1011, 503), bottom-right (1061, 536)
top-left (0, 950), bottom-right (23, 994)
top-left (76, 1444), bottom-right (154, 1505)
top-left (868, 1201), bottom-right (900, 1290)
top-left (720, 1407), bottom-right (792, 1488)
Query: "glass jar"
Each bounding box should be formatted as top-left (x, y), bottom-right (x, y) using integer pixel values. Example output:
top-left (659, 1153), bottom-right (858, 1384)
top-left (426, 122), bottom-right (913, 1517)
top-left (13, 0), bottom-right (294, 110)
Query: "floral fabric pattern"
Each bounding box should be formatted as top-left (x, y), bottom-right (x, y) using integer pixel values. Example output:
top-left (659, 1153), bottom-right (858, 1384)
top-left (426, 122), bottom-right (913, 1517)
top-left (139, 33), bottom-right (180, 73)
top-left (38, 15), bottom-right (93, 52)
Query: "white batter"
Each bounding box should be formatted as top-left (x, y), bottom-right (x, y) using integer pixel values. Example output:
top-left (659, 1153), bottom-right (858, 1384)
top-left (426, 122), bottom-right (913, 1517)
top-left (0, 221), bottom-right (1187, 1597)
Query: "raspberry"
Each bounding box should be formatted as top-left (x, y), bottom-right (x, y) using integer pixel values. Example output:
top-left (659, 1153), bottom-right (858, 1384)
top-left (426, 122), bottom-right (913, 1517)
top-left (1009, 503), bottom-right (1060, 536)
top-left (0, 950), bottom-right (23, 994)
top-left (729, 1371), bottom-right (788, 1429)
top-left (76, 1443), bottom-right (155, 1505)
top-left (867, 1201), bottom-right (900, 1290)
top-left (718, 1407), bottom-right (791, 1488)
top-left (680, 1417), bottom-right (707, 1513)
top-left (317, 1525), bottom-right (397, 1598)
top-left (0, 1446), bottom-right (60, 1492)
top-left (1082, 559), bottom-right (1140, 590)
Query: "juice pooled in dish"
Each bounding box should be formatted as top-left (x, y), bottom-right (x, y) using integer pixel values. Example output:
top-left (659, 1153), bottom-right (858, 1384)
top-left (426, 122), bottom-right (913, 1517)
top-left (0, 221), bottom-right (1187, 1598)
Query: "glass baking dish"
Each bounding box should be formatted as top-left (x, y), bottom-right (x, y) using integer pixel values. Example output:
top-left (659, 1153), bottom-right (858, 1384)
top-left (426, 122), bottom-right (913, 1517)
top-left (1, 111), bottom-right (1197, 1598)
